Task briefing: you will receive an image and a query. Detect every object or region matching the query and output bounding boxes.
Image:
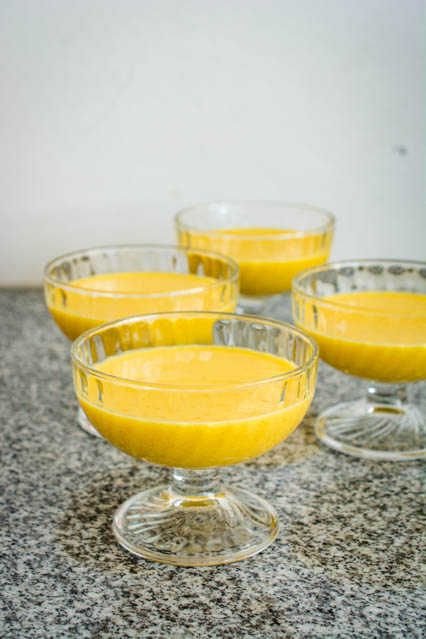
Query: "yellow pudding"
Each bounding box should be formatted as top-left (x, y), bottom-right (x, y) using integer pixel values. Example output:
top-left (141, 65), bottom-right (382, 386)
top-left (296, 291), bottom-right (426, 383)
top-left (46, 271), bottom-right (236, 340)
top-left (178, 227), bottom-right (332, 296)
top-left (78, 345), bottom-right (314, 468)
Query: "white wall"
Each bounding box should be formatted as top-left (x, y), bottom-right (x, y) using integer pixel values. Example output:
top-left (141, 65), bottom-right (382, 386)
top-left (1, 0), bottom-right (425, 285)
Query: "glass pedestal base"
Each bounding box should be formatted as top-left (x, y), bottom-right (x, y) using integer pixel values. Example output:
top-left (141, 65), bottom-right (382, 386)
top-left (316, 398), bottom-right (426, 461)
top-left (113, 472), bottom-right (279, 566)
top-left (237, 293), bottom-right (269, 315)
top-left (77, 406), bottom-right (103, 438)
top-left (238, 292), bottom-right (293, 323)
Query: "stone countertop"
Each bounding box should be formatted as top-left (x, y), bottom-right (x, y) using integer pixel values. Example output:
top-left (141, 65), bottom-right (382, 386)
top-left (0, 289), bottom-right (424, 639)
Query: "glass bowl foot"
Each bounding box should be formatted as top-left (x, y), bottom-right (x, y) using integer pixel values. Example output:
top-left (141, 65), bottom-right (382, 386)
top-left (237, 293), bottom-right (293, 323)
top-left (316, 399), bottom-right (426, 461)
top-left (113, 483), bottom-right (279, 566)
top-left (237, 294), bottom-right (267, 315)
top-left (263, 292), bottom-right (293, 323)
top-left (77, 406), bottom-right (103, 438)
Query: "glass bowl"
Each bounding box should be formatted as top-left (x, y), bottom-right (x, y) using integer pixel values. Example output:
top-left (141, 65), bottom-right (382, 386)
top-left (292, 260), bottom-right (426, 460)
top-left (175, 201), bottom-right (335, 319)
top-left (71, 311), bottom-right (318, 566)
top-left (44, 244), bottom-right (239, 435)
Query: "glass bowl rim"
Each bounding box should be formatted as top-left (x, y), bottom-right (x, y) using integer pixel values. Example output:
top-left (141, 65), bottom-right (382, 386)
top-left (175, 200), bottom-right (335, 239)
top-left (44, 243), bottom-right (240, 299)
top-left (71, 311), bottom-right (319, 393)
top-left (292, 258), bottom-right (426, 318)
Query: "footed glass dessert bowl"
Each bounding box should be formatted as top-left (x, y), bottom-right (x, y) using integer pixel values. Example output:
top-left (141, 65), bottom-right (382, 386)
top-left (175, 200), bottom-right (335, 319)
top-left (44, 244), bottom-right (239, 435)
top-left (293, 260), bottom-right (426, 461)
top-left (71, 311), bottom-right (318, 565)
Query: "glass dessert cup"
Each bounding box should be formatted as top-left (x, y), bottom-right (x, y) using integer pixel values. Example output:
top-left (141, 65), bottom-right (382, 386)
top-left (293, 260), bottom-right (426, 461)
top-left (44, 244), bottom-right (239, 436)
top-left (71, 311), bottom-right (318, 566)
top-left (175, 201), bottom-right (335, 320)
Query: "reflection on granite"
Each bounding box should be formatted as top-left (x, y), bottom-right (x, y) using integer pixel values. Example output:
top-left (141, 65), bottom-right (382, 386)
top-left (0, 289), bottom-right (425, 639)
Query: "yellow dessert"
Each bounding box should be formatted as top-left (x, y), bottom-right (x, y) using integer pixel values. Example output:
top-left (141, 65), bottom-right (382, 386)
top-left (296, 291), bottom-right (426, 383)
top-left (78, 345), bottom-right (314, 468)
top-left (46, 271), bottom-right (236, 340)
top-left (178, 227), bottom-right (332, 296)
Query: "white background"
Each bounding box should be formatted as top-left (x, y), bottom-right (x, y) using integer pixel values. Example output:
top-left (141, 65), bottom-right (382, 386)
top-left (1, 0), bottom-right (425, 285)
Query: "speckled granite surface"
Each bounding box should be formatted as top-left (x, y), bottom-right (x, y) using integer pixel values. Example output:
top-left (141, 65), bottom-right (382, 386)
top-left (0, 289), bottom-right (425, 639)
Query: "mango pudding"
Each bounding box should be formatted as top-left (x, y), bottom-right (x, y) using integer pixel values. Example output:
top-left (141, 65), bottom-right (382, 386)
top-left (297, 291), bottom-right (426, 383)
top-left (293, 260), bottom-right (426, 461)
top-left (178, 227), bottom-right (331, 297)
top-left (176, 201), bottom-right (334, 315)
top-left (80, 345), bottom-right (313, 468)
top-left (45, 246), bottom-right (239, 340)
top-left (72, 311), bottom-right (318, 566)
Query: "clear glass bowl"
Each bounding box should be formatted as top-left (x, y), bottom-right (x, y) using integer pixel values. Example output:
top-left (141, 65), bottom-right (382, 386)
top-left (175, 201), bottom-right (335, 319)
top-left (44, 244), bottom-right (239, 435)
top-left (71, 311), bottom-right (318, 566)
top-left (292, 260), bottom-right (426, 461)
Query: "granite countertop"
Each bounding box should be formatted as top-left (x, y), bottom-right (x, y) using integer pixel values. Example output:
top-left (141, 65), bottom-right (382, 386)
top-left (1, 289), bottom-right (425, 639)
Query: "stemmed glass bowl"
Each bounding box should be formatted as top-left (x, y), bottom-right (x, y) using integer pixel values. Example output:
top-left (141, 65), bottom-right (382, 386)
top-left (292, 260), bottom-right (426, 460)
top-left (71, 311), bottom-right (318, 566)
top-left (44, 244), bottom-right (239, 435)
top-left (175, 201), bottom-right (335, 318)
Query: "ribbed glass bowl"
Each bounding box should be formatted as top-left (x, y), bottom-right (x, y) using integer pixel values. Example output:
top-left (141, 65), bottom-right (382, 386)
top-left (293, 259), bottom-right (426, 460)
top-left (72, 311), bottom-right (318, 566)
top-left (175, 201), bottom-right (335, 319)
